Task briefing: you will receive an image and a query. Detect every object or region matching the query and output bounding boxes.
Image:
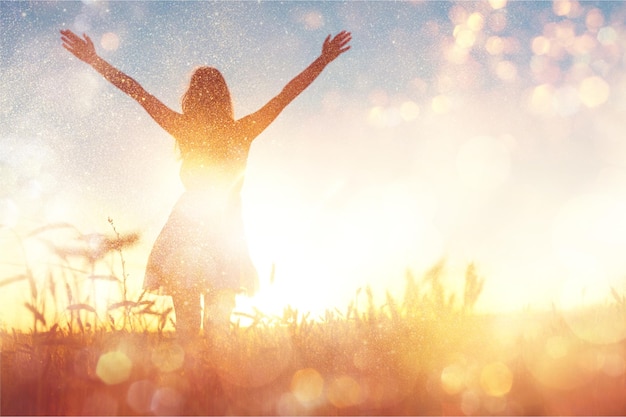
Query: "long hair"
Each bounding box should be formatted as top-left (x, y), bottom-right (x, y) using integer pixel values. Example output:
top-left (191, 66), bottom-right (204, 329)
top-left (181, 67), bottom-right (234, 127)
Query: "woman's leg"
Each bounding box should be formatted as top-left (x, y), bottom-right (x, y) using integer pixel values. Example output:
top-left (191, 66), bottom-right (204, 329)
top-left (171, 288), bottom-right (201, 337)
top-left (203, 289), bottom-right (236, 334)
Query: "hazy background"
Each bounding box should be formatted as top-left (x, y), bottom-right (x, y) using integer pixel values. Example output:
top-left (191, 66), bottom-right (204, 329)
top-left (2, 0), bottom-right (626, 327)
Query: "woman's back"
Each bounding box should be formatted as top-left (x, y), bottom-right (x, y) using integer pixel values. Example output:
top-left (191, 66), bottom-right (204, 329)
top-left (176, 119), bottom-right (250, 193)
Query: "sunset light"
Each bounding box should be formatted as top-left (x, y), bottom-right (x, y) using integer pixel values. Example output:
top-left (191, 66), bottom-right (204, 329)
top-left (2, 0), bottom-right (626, 321)
top-left (2, 2), bottom-right (626, 414)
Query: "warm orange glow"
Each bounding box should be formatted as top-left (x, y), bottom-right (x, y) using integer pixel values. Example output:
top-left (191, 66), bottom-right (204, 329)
top-left (480, 361), bottom-right (513, 397)
top-left (578, 76), bottom-right (610, 108)
top-left (291, 368), bottom-right (325, 404)
top-left (326, 375), bottom-right (362, 408)
top-left (96, 351), bottom-right (133, 385)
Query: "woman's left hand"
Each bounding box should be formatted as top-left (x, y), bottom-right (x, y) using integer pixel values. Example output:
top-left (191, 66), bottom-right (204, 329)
top-left (321, 31), bottom-right (352, 64)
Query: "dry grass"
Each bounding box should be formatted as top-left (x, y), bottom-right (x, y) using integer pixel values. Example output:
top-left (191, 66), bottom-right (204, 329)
top-left (1, 222), bottom-right (626, 415)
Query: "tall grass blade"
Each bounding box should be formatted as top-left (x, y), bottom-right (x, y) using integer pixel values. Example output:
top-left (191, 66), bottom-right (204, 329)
top-left (24, 302), bottom-right (46, 326)
top-left (67, 303), bottom-right (96, 313)
top-left (88, 274), bottom-right (120, 282)
top-left (26, 268), bottom-right (37, 299)
top-left (610, 287), bottom-right (624, 306)
top-left (159, 307), bottom-right (172, 331)
top-left (65, 282), bottom-right (73, 304)
top-left (0, 274), bottom-right (27, 288)
top-left (107, 300), bottom-right (138, 310)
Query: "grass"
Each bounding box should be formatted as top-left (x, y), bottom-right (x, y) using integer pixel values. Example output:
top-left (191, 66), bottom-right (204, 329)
top-left (1, 222), bottom-right (626, 415)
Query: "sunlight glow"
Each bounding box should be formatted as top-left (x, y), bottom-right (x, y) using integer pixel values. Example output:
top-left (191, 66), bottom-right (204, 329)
top-left (96, 350), bottom-right (132, 385)
top-left (553, 193), bottom-right (626, 285)
top-left (0, 199), bottom-right (19, 228)
top-left (456, 136), bottom-right (511, 191)
top-left (3, 0), bottom-right (626, 330)
top-left (6, 2), bottom-right (626, 414)
top-left (326, 375), bottom-right (362, 408)
top-left (241, 182), bottom-right (444, 318)
top-left (431, 94), bottom-right (451, 114)
top-left (291, 368), bottom-right (324, 405)
top-left (480, 362), bottom-right (513, 397)
top-left (488, 0), bottom-right (508, 11)
top-left (100, 32), bottom-right (120, 51)
top-left (578, 76), bottom-right (610, 108)
top-left (441, 363), bottom-right (467, 395)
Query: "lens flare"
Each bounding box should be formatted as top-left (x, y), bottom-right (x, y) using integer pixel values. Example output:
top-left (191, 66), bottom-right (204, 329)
top-left (480, 362), bottom-right (513, 397)
top-left (441, 363), bottom-right (467, 395)
top-left (127, 380), bottom-right (156, 414)
top-left (326, 375), bottom-right (362, 408)
top-left (100, 32), bottom-right (120, 51)
top-left (579, 76), bottom-right (610, 108)
top-left (290, 368), bottom-right (324, 405)
top-left (96, 351), bottom-right (132, 385)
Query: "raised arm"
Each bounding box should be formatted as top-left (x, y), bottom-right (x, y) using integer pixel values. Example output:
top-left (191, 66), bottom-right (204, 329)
top-left (60, 30), bottom-right (181, 135)
top-left (237, 31), bottom-right (351, 140)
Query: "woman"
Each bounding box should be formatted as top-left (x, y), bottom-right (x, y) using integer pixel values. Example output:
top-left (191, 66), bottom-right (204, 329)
top-left (60, 29), bottom-right (351, 336)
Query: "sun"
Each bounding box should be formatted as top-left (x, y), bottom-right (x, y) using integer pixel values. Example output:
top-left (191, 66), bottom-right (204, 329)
top-left (238, 179), bottom-right (445, 320)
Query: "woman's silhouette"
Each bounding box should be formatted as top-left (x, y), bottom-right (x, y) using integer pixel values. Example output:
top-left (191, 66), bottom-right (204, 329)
top-left (60, 29), bottom-right (351, 336)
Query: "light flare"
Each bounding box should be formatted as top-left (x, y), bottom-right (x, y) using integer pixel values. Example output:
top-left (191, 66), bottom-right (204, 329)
top-left (300, 10), bottom-right (324, 30)
top-left (291, 368), bottom-right (324, 405)
top-left (399, 101), bottom-right (420, 122)
top-left (441, 363), bottom-right (467, 395)
top-left (326, 375), bottom-right (362, 408)
top-left (485, 36), bottom-right (504, 55)
top-left (553, 0), bottom-right (572, 18)
top-left (453, 25), bottom-right (477, 50)
top-left (494, 60), bottom-right (517, 82)
top-left (96, 350), bottom-right (132, 385)
top-left (431, 94), bottom-right (451, 114)
top-left (585, 8), bottom-right (605, 32)
top-left (127, 380), bottom-right (157, 414)
top-left (597, 26), bottom-right (618, 45)
top-left (578, 76), bottom-right (610, 107)
top-left (488, 0), bottom-right (507, 10)
top-left (532, 36), bottom-right (550, 56)
top-left (151, 387), bottom-right (184, 415)
top-left (100, 32), bottom-right (120, 51)
top-left (466, 12), bottom-right (485, 32)
top-left (528, 84), bottom-right (556, 116)
top-left (480, 362), bottom-right (513, 397)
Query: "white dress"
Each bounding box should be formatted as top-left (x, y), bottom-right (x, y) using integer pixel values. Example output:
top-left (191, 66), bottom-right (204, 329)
top-left (143, 152), bottom-right (258, 296)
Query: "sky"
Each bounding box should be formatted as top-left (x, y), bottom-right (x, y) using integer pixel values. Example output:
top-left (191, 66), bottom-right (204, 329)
top-left (2, 0), bottom-right (626, 328)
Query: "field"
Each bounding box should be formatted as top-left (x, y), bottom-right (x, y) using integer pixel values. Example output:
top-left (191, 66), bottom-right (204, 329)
top-left (1, 224), bottom-right (626, 415)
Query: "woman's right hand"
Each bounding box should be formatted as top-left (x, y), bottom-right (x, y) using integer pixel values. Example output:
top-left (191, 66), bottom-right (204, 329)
top-left (60, 29), bottom-right (98, 64)
top-left (320, 31), bottom-right (352, 64)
